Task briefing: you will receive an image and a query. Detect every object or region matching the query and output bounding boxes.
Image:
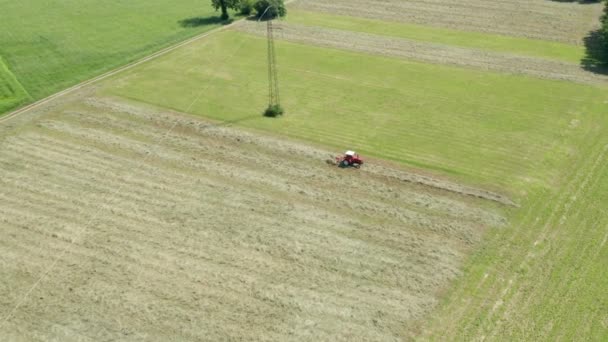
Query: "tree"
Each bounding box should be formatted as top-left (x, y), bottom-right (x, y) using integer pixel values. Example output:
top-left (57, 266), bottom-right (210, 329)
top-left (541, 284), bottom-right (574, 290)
top-left (253, 0), bottom-right (286, 19)
top-left (211, 0), bottom-right (241, 20)
top-left (603, 0), bottom-right (608, 43)
top-left (599, 1), bottom-right (608, 60)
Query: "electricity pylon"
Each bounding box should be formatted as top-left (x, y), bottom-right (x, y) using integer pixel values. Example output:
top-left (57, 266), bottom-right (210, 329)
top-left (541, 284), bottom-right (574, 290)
top-left (266, 18), bottom-right (280, 111)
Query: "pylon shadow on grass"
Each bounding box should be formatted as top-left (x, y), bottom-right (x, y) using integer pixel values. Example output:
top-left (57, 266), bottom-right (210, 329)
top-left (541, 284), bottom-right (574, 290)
top-left (178, 16), bottom-right (233, 28)
top-left (196, 114), bottom-right (263, 131)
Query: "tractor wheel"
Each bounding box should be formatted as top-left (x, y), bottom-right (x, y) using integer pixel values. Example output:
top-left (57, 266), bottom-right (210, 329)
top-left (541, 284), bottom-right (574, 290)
top-left (340, 160), bottom-right (350, 168)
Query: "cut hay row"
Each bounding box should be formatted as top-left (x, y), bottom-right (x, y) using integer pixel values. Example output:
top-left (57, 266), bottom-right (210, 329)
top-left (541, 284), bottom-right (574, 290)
top-left (291, 0), bottom-right (604, 44)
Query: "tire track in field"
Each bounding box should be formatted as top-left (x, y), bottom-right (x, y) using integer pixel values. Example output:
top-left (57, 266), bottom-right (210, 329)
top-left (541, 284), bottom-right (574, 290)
top-left (427, 188), bottom-right (549, 337)
top-left (545, 218), bottom-right (602, 339)
top-left (487, 143), bottom-right (608, 339)
top-left (471, 141), bottom-right (608, 339)
top-left (425, 138), bottom-right (606, 338)
top-left (481, 144), bottom-right (604, 330)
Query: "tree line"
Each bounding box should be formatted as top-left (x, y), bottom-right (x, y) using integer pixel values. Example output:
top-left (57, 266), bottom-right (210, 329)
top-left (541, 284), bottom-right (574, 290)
top-left (211, 0), bottom-right (286, 20)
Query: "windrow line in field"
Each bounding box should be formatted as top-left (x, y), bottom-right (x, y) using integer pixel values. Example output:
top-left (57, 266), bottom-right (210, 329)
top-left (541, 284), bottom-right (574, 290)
top-left (481, 143), bottom-right (608, 339)
top-left (235, 22), bottom-right (608, 86)
top-left (291, 0), bottom-right (603, 44)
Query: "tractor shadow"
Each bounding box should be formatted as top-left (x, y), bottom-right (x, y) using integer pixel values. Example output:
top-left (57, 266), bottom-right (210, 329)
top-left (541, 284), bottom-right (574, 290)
top-left (178, 16), bottom-right (233, 28)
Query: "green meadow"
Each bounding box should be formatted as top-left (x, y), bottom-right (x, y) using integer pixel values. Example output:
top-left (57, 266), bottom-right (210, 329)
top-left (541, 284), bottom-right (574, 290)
top-left (0, 57), bottom-right (30, 113)
top-left (0, 0), bottom-right (232, 114)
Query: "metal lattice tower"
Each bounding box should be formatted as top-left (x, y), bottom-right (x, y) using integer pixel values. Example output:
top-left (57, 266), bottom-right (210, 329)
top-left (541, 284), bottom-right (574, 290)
top-left (267, 19), bottom-right (280, 108)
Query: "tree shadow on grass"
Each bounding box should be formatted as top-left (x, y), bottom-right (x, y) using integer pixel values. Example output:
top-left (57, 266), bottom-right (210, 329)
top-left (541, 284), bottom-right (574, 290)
top-left (581, 29), bottom-right (608, 75)
top-left (178, 16), bottom-right (233, 28)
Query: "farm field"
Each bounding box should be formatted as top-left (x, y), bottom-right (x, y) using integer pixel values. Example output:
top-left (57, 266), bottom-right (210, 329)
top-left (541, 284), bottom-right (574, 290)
top-left (0, 94), bottom-right (506, 340)
top-left (0, 0), bottom-right (232, 114)
top-left (1, 0), bottom-right (608, 341)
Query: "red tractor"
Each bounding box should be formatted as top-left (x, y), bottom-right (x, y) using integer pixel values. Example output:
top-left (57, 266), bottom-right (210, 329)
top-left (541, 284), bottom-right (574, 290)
top-left (336, 151), bottom-right (364, 168)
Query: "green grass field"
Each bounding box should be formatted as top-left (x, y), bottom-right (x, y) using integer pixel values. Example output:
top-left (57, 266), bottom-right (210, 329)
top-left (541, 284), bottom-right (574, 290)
top-left (0, 57), bottom-right (30, 113)
top-left (0, 0), bottom-right (233, 114)
top-left (102, 26), bottom-right (608, 339)
top-left (427, 141), bottom-right (608, 340)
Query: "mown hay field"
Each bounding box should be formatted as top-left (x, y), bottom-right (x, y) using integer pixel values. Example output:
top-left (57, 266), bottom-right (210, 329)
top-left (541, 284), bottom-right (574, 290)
top-left (0, 95), bottom-right (506, 340)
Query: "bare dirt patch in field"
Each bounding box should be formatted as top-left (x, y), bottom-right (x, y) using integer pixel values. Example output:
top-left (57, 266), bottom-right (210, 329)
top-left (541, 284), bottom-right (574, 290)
top-left (292, 0), bottom-right (604, 45)
top-left (0, 95), bottom-right (505, 340)
top-left (236, 22), bottom-right (608, 85)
